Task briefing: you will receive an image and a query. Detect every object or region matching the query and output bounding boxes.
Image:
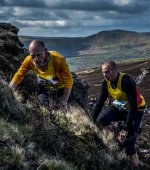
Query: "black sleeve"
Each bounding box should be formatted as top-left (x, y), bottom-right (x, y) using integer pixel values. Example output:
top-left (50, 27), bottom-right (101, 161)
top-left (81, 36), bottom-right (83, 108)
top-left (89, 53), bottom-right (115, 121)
top-left (92, 80), bottom-right (109, 122)
top-left (122, 74), bottom-right (138, 131)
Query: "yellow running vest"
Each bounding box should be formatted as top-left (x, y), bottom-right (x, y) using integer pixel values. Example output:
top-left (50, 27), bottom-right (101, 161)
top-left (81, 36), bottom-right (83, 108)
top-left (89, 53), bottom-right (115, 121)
top-left (107, 73), bottom-right (145, 108)
top-left (35, 54), bottom-right (64, 89)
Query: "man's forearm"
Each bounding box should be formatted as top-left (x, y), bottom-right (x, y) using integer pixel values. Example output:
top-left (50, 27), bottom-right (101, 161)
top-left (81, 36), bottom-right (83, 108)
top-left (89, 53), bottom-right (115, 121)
top-left (123, 93), bottom-right (138, 131)
top-left (92, 102), bottom-right (104, 122)
top-left (123, 110), bottom-right (137, 131)
top-left (61, 87), bottom-right (72, 104)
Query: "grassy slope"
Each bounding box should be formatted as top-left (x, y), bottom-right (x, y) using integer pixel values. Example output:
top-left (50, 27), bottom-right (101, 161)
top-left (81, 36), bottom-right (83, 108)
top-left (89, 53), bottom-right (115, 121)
top-left (0, 76), bottom-right (150, 170)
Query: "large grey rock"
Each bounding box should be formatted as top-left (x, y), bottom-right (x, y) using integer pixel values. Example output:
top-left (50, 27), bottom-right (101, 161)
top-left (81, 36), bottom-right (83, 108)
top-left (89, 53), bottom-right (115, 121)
top-left (0, 23), bottom-right (26, 79)
top-left (0, 23), bottom-right (24, 54)
top-left (69, 72), bottom-right (89, 108)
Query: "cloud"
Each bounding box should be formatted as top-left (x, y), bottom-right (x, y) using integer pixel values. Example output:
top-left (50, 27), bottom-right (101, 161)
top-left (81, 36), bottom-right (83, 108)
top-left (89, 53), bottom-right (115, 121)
top-left (1, 0), bottom-right (150, 13)
top-left (1, 0), bottom-right (46, 8)
top-left (15, 20), bottom-right (69, 28)
top-left (0, 0), bottom-right (150, 37)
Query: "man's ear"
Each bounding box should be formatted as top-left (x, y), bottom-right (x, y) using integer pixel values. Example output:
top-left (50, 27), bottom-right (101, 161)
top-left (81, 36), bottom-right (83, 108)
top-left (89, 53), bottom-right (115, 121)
top-left (45, 48), bottom-right (49, 54)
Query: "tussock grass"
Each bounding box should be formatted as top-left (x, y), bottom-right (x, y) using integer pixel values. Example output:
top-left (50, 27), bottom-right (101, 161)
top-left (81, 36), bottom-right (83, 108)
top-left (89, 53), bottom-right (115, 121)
top-left (0, 79), bottom-right (25, 119)
top-left (9, 145), bottom-right (25, 166)
top-left (0, 118), bottom-right (24, 142)
top-left (37, 158), bottom-right (74, 170)
top-left (0, 118), bottom-right (30, 169)
top-left (29, 104), bottom-right (124, 169)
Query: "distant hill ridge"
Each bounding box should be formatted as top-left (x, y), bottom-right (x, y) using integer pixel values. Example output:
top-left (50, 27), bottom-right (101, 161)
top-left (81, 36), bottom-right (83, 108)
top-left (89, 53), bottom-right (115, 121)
top-left (19, 29), bottom-right (150, 58)
top-left (87, 29), bottom-right (142, 41)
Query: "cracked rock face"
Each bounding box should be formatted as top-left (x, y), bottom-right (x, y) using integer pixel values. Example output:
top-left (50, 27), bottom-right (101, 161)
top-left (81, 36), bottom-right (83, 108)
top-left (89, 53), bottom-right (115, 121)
top-left (0, 23), bottom-right (26, 78)
top-left (0, 23), bottom-right (23, 47)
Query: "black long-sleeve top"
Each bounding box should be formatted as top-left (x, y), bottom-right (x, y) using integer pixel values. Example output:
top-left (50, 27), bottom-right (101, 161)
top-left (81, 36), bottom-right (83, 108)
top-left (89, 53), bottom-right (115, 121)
top-left (92, 73), bottom-right (138, 131)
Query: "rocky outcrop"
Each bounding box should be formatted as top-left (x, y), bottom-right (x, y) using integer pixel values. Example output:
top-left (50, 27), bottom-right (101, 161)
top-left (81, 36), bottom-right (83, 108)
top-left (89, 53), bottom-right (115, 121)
top-left (0, 23), bottom-right (24, 54)
top-left (0, 23), bottom-right (23, 47)
top-left (0, 23), bottom-right (26, 75)
top-left (69, 72), bottom-right (89, 108)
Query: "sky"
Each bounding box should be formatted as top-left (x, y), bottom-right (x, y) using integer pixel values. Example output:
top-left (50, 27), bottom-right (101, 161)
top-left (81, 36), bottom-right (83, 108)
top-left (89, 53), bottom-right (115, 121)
top-left (0, 0), bottom-right (150, 37)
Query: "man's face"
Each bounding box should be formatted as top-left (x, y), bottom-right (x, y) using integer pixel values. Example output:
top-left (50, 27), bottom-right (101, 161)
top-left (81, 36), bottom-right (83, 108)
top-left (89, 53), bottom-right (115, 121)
top-left (102, 64), bottom-right (116, 81)
top-left (29, 46), bottom-right (46, 67)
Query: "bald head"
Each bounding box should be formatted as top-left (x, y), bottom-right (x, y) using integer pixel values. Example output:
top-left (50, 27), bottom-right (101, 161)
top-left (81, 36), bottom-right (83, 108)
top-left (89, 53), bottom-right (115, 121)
top-left (102, 60), bottom-right (117, 71)
top-left (29, 40), bottom-right (47, 67)
top-left (29, 40), bottom-right (45, 51)
top-left (102, 60), bottom-right (118, 81)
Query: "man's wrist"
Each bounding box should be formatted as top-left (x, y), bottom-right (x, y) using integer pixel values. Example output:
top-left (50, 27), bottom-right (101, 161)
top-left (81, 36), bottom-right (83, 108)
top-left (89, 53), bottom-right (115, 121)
top-left (9, 81), bottom-right (18, 89)
top-left (60, 100), bottom-right (67, 106)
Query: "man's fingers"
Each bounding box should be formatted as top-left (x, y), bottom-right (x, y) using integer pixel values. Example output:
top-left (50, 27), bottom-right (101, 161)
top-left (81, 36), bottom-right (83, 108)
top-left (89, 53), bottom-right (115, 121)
top-left (118, 131), bottom-right (128, 142)
top-left (121, 132), bottom-right (127, 140)
top-left (120, 134), bottom-right (126, 141)
top-left (59, 105), bottom-right (68, 112)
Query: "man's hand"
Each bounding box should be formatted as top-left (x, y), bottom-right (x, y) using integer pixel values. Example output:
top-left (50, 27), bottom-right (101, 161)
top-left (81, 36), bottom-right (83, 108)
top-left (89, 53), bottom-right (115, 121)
top-left (118, 130), bottom-right (128, 143)
top-left (58, 87), bottom-right (71, 112)
top-left (58, 100), bottom-right (68, 112)
top-left (9, 81), bottom-right (18, 89)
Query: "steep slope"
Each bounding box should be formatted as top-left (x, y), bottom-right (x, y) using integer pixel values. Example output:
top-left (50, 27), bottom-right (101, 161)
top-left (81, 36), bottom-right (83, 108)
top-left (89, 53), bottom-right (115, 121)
top-left (0, 23), bottom-right (150, 170)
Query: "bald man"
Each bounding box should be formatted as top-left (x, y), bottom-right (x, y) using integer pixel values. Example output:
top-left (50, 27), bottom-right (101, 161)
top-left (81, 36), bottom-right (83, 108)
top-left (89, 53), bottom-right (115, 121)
top-left (9, 40), bottom-right (73, 111)
top-left (92, 60), bottom-right (146, 168)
